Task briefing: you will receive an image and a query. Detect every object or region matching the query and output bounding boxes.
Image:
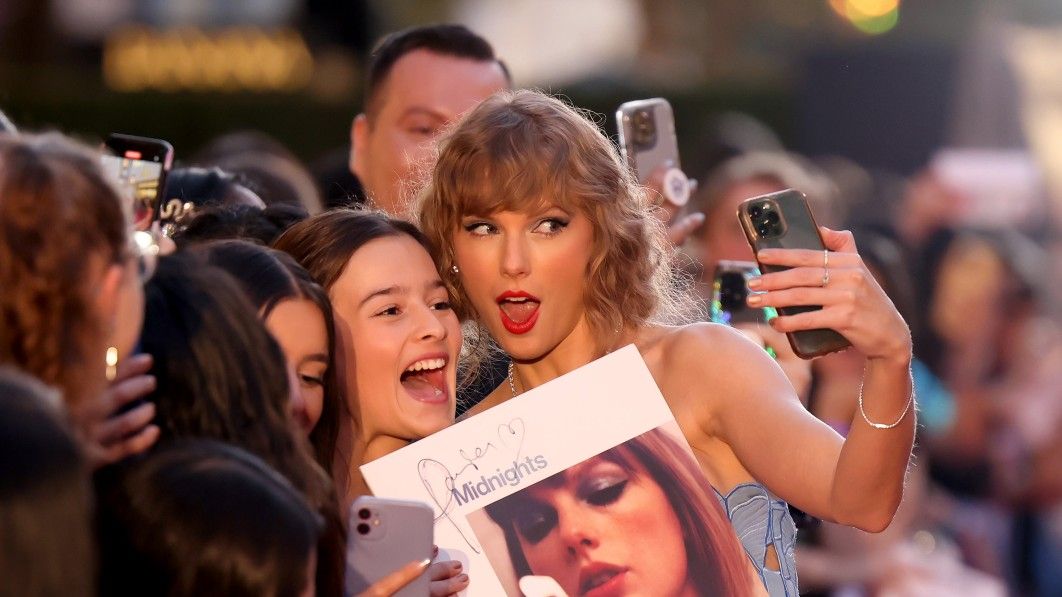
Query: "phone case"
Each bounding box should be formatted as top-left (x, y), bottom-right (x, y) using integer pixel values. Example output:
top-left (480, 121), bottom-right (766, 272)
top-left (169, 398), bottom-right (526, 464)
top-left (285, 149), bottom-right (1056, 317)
top-left (616, 98), bottom-right (680, 184)
top-left (345, 497), bottom-right (434, 597)
top-left (737, 189), bottom-right (851, 359)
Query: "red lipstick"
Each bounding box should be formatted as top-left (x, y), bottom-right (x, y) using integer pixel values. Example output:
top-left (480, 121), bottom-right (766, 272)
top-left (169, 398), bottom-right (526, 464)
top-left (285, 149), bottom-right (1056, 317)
top-left (496, 290), bottom-right (541, 335)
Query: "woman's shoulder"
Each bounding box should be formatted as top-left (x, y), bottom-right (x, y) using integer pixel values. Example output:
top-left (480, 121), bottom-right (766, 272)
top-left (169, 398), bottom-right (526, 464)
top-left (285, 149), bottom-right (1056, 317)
top-left (640, 322), bottom-right (782, 389)
top-left (641, 322), bottom-right (765, 362)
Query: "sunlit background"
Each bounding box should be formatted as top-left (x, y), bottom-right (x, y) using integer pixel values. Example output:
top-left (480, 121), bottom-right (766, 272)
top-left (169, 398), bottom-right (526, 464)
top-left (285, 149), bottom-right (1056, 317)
top-left (3, 0), bottom-right (1060, 191)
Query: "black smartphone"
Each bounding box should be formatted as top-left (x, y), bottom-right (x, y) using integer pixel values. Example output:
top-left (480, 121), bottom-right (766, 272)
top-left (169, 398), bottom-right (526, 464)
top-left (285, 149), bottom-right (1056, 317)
top-left (709, 260), bottom-right (776, 326)
top-left (737, 189), bottom-right (850, 359)
top-left (100, 134), bottom-right (173, 230)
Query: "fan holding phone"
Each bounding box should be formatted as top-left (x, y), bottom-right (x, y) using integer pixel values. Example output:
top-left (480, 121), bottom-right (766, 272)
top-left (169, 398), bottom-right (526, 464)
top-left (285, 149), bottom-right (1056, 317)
top-left (617, 98), bottom-right (706, 246)
top-left (100, 133), bottom-right (173, 230)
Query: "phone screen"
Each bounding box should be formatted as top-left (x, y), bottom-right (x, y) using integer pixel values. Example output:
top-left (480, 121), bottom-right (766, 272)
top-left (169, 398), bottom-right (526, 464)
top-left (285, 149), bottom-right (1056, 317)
top-left (100, 151), bottom-right (164, 226)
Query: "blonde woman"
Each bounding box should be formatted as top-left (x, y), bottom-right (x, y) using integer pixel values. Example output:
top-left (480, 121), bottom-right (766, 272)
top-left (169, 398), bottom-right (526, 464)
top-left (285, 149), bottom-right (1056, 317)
top-left (418, 90), bottom-right (915, 596)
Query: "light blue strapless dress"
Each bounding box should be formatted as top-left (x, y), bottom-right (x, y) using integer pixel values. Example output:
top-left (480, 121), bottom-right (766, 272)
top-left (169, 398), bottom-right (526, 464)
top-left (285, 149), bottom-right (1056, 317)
top-left (716, 483), bottom-right (799, 596)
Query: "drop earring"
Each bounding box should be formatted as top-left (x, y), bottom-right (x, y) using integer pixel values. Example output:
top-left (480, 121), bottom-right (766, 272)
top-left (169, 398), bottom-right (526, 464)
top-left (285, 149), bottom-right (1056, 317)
top-left (105, 346), bottom-right (119, 381)
top-left (451, 264), bottom-right (460, 274)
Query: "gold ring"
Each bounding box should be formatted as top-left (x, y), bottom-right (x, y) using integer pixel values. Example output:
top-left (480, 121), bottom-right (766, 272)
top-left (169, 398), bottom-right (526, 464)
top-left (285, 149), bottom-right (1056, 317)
top-left (822, 267), bottom-right (830, 288)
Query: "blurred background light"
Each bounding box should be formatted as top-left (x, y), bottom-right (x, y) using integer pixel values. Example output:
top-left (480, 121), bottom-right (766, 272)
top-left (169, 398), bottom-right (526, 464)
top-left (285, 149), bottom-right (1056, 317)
top-left (102, 26), bottom-right (314, 92)
top-left (829, 0), bottom-right (900, 35)
top-left (456, 0), bottom-right (644, 86)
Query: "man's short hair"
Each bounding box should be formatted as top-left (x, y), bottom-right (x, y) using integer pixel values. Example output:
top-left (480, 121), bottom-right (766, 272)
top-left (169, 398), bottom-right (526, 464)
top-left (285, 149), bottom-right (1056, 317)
top-left (363, 24), bottom-right (510, 118)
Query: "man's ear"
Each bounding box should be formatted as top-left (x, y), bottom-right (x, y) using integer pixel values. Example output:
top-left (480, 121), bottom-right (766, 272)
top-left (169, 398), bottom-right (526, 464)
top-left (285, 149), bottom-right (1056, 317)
top-left (350, 113), bottom-right (369, 179)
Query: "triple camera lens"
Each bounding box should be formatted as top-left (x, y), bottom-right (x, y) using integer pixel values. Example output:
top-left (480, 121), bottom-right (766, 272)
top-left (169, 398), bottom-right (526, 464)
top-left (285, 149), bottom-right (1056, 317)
top-left (631, 108), bottom-right (657, 149)
top-left (749, 201), bottom-right (783, 238)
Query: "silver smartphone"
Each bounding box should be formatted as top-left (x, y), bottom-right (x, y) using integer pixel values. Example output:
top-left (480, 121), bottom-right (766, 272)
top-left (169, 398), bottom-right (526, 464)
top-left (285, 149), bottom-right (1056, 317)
top-left (616, 98), bottom-right (681, 186)
top-left (344, 496), bottom-right (434, 597)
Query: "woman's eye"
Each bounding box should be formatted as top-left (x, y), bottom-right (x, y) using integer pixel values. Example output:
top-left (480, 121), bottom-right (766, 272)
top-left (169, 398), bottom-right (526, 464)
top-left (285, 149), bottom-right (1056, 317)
top-left (299, 374), bottom-right (324, 387)
top-left (375, 306), bottom-right (401, 317)
top-left (515, 507), bottom-right (557, 545)
top-left (533, 218), bottom-right (569, 235)
top-left (432, 300), bottom-right (452, 311)
top-left (463, 222), bottom-right (495, 236)
top-left (584, 478), bottom-right (628, 507)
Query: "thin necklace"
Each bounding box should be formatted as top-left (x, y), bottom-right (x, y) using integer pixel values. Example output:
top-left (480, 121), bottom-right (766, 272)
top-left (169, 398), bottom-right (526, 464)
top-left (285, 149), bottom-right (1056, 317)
top-left (506, 332), bottom-right (625, 398)
top-left (507, 361), bottom-right (520, 397)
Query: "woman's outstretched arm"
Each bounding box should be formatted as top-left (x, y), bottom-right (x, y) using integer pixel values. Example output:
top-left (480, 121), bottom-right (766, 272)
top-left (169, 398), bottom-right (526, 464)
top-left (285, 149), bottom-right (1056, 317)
top-left (670, 227), bottom-right (914, 532)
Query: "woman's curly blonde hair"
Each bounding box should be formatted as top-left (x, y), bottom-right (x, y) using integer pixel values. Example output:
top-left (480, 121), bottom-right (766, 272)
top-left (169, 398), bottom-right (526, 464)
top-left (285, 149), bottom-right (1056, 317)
top-left (416, 90), bottom-right (696, 385)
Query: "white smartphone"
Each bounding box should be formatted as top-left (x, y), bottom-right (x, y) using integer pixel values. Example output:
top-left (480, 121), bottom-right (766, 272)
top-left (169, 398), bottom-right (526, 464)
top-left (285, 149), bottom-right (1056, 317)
top-left (344, 496), bottom-right (434, 597)
top-left (616, 98), bottom-right (681, 185)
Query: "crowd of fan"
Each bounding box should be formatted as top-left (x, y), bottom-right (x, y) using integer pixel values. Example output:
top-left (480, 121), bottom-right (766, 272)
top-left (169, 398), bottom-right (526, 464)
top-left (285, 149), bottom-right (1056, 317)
top-left (1, 22), bottom-right (1059, 597)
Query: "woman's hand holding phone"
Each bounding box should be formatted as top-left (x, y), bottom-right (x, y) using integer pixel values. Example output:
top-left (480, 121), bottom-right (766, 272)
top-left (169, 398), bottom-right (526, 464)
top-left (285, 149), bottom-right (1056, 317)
top-left (352, 552), bottom-right (468, 597)
top-left (428, 556), bottom-right (469, 596)
top-left (355, 558), bottom-right (432, 597)
top-left (746, 227), bottom-right (912, 366)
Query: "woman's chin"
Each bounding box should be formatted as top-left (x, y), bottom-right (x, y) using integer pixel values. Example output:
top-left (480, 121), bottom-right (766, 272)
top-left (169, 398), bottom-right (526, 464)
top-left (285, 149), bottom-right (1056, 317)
top-left (396, 395), bottom-right (454, 438)
top-left (406, 414), bottom-right (452, 440)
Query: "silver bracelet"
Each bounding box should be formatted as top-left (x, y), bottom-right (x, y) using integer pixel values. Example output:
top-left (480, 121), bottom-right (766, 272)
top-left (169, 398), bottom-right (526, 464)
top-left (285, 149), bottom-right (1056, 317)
top-left (858, 389), bottom-right (914, 430)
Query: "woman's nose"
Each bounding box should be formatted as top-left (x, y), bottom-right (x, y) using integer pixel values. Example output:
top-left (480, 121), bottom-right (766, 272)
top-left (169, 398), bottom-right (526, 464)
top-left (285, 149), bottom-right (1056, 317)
top-left (414, 304), bottom-right (448, 341)
top-left (558, 512), bottom-right (600, 555)
top-left (501, 234), bottom-right (530, 278)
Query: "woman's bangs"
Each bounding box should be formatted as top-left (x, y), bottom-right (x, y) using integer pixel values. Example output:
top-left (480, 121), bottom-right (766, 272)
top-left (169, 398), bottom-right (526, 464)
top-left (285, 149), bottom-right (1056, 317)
top-left (443, 131), bottom-right (581, 218)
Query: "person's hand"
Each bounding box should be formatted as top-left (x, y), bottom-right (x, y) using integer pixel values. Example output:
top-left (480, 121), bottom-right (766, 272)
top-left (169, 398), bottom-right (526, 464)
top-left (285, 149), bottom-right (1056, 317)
top-left (76, 353), bottom-right (160, 469)
top-left (428, 546), bottom-right (469, 596)
top-left (644, 162), bottom-right (704, 246)
top-left (733, 322), bottom-right (813, 403)
top-left (428, 559), bottom-right (469, 596)
top-left (355, 558), bottom-right (432, 597)
top-left (747, 227), bottom-right (912, 365)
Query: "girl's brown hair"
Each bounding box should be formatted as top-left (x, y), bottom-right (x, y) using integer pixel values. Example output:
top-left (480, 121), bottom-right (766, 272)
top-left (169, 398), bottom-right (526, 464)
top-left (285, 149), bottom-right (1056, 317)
top-left (0, 133), bottom-right (127, 407)
top-left (417, 90), bottom-right (694, 376)
top-left (274, 208), bottom-right (438, 294)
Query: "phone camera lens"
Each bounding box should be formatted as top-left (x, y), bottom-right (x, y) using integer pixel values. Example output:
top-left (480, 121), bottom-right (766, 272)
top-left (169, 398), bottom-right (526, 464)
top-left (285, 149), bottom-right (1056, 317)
top-left (758, 225), bottom-right (772, 237)
top-left (764, 211), bottom-right (779, 224)
top-left (749, 205), bottom-right (763, 217)
top-left (632, 109), bottom-right (656, 147)
top-left (356, 523), bottom-right (371, 535)
top-left (358, 508), bottom-right (371, 520)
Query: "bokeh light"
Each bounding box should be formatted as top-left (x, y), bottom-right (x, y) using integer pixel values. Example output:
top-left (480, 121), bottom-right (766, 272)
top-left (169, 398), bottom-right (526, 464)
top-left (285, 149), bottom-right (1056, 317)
top-left (102, 26), bottom-right (314, 93)
top-left (829, 0), bottom-right (900, 35)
